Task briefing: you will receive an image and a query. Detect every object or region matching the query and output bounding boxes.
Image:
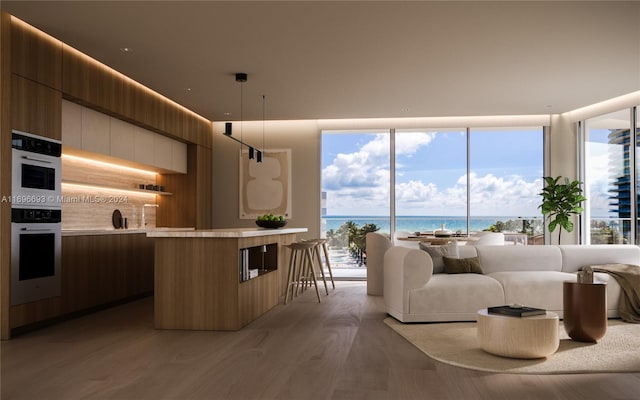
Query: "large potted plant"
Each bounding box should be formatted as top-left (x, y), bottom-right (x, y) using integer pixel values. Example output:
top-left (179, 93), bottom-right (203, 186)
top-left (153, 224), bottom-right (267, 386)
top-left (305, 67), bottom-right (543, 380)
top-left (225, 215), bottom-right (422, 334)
top-left (539, 176), bottom-right (586, 243)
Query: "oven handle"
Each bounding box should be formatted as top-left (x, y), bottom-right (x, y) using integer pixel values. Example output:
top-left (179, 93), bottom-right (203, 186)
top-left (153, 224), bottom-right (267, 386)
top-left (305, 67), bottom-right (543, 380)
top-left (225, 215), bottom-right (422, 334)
top-left (20, 227), bottom-right (56, 232)
top-left (22, 155), bottom-right (53, 164)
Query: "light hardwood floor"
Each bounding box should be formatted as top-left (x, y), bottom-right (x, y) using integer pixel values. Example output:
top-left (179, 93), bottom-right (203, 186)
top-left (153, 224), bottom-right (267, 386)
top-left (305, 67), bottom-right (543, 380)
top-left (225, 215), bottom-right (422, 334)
top-left (1, 282), bottom-right (639, 400)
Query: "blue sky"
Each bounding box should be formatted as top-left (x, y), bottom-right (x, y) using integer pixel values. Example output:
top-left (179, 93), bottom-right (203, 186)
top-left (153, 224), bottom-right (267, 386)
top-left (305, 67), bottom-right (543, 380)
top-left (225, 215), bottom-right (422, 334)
top-left (322, 129), bottom-right (545, 217)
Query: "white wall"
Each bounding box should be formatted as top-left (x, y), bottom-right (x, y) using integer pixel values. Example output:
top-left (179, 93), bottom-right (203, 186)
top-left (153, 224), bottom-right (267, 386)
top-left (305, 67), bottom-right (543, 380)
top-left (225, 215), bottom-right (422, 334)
top-left (211, 120), bottom-right (321, 240)
top-left (547, 114), bottom-right (580, 245)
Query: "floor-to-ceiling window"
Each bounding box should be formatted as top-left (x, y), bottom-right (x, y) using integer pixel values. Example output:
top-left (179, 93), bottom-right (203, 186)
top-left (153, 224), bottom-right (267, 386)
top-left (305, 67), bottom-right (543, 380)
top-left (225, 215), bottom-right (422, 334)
top-left (321, 125), bottom-right (545, 277)
top-left (394, 129), bottom-right (467, 234)
top-left (583, 110), bottom-right (633, 244)
top-left (469, 127), bottom-right (544, 243)
top-left (321, 131), bottom-right (391, 277)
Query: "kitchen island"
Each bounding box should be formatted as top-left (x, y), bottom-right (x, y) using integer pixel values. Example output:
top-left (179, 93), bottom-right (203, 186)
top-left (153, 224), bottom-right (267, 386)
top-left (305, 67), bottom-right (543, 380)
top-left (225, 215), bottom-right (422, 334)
top-left (146, 228), bottom-right (307, 330)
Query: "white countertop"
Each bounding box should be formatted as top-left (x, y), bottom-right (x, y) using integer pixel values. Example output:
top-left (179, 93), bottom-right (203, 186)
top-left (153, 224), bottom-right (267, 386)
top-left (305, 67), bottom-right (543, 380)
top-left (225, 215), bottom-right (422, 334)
top-left (62, 227), bottom-right (196, 237)
top-left (145, 227), bottom-right (308, 238)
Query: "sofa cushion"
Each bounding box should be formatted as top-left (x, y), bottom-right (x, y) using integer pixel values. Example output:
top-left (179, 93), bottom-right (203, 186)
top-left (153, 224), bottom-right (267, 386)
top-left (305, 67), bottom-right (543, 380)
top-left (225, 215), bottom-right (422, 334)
top-left (559, 244), bottom-right (640, 273)
top-left (443, 256), bottom-right (483, 274)
top-left (408, 274), bottom-right (505, 316)
top-left (475, 245), bottom-right (562, 274)
top-left (419, 242), bottom-right (459, 274)
top-left (488, 271), bottom-right (576, 312)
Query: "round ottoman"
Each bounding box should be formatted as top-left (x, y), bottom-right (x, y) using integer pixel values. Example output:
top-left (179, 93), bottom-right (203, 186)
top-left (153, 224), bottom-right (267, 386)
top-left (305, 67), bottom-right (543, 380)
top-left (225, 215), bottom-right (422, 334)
top-left (477, 309), bottom-right (559, 359)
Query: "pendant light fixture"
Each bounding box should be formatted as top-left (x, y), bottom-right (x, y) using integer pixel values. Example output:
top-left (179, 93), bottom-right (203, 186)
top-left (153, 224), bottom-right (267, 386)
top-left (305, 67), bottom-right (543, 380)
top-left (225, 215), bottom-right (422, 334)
top-left (222, 72), bottom-right (263, 162)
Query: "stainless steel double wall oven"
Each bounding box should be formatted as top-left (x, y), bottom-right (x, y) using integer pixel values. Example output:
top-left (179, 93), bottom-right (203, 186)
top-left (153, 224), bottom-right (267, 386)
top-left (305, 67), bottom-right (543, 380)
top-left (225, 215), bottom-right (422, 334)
top-left (10, 130), bottom-right (62, 305)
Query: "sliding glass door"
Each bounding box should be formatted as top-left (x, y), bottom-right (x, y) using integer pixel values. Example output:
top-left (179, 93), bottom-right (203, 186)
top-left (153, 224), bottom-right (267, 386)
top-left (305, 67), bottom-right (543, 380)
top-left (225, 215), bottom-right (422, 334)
top-left (584, 110), bottom-right (632, 244)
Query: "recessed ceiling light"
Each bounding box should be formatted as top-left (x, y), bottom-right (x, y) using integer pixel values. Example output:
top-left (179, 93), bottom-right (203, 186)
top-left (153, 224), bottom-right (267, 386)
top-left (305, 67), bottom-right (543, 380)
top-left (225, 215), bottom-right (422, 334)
top-left (223, 112), bottom-right (231, 116)
top-left (185, 87), bottom-right (192, 92)
top-left (119, 47), bottom-right (133, 53)
top-left (401, 108), bottom-right (410, 112)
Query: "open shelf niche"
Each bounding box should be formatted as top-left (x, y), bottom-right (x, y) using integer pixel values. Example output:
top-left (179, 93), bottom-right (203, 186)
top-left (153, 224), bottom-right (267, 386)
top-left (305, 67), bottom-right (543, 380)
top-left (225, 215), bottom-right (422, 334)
top-left (239, 243), bottom-right (278, 282)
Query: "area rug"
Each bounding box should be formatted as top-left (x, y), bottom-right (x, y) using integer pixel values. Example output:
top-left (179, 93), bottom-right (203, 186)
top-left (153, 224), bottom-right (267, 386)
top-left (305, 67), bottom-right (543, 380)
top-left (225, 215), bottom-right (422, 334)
top-left (384, 317), bottom-right (640, 374)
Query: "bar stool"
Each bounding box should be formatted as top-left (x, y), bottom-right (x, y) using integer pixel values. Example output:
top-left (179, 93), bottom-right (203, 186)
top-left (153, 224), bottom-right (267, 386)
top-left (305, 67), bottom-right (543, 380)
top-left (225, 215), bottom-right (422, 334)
top-left (284, 241), bottom-right (321, 304)
top-left (304, 238), bottom-right (335, 293)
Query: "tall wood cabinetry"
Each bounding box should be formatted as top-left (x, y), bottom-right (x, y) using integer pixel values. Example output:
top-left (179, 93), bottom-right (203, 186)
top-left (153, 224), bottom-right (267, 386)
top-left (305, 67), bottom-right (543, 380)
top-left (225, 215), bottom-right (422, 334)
top-left (0, 14), bottom-right (214, 338)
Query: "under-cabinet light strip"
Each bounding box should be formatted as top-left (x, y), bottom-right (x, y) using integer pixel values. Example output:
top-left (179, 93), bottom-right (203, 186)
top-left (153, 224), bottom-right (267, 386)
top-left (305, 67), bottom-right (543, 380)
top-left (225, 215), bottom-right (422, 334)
top-left (61, 154), bottom-right (158, 176)
top-left (62, 182), bottom-right (159, 197)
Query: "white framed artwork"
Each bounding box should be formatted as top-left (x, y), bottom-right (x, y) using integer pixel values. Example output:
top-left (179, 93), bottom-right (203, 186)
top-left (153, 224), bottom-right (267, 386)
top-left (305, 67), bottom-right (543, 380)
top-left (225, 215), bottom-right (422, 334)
top-left (239, 148), bottom-right (292, 219)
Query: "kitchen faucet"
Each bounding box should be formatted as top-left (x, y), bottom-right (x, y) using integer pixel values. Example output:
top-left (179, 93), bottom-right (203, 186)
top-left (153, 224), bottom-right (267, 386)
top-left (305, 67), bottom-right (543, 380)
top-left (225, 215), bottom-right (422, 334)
top-left (141, 204), bottom-right (159, 229)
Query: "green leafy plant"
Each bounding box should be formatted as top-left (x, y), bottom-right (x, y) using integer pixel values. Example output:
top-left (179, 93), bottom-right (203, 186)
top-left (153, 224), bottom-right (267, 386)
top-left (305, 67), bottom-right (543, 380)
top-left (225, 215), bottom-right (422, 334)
top-left (538, 176), bottom-right (586, 243)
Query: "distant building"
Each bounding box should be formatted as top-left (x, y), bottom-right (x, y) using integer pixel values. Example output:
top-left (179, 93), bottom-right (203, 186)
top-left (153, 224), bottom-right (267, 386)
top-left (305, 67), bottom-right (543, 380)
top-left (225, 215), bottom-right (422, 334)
top-left (608, 128), bottom-right (635, 237)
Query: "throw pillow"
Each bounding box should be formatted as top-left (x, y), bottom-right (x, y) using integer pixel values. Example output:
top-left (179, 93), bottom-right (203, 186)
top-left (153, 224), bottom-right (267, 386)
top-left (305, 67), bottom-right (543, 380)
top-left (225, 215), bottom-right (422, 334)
top-left (419, 242), bottom-right (459, 274)
top-left (443, 256), bottom-right (484, 274)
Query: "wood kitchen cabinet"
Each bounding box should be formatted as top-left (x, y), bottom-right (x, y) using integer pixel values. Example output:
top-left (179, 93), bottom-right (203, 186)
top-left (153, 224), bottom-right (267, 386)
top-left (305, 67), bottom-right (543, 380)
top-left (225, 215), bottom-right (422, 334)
top-left (11, 17), bottom-right (62, 90)
top-left (61, 233), bottom-right (154, 314)
top-left (10, 233), bottom-right (153, 332)
top-left (11, 74), bottom-right (61, 140)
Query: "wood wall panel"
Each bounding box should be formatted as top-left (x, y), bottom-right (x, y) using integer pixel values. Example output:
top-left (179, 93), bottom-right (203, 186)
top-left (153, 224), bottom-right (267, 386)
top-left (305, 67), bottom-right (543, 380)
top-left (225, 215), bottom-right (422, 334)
top-left (11, 74), bottom-right (62, 139)
top-left (10, 18), bottom-right (62, 90)
top-left (61, 45), bottom-right (100, 107)
top-left (157, 143), bottom-right (212, 229)
top-left (1, 11), bottom-right (13, 340)
top-left (196, 145), bottom-right (213, 228)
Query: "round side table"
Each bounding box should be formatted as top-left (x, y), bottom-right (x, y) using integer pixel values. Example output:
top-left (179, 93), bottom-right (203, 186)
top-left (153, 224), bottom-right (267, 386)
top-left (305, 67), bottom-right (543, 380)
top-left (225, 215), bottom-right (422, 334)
top-left (477, 309), bottom-right (559, 359)
top-left (563, 281), bottom-right (607, 342)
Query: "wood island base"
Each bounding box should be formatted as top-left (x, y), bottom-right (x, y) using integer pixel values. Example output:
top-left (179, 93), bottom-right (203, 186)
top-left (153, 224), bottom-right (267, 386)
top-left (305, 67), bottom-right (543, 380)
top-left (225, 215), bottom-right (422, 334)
top-left (148, 228), bottom-right (306, 330)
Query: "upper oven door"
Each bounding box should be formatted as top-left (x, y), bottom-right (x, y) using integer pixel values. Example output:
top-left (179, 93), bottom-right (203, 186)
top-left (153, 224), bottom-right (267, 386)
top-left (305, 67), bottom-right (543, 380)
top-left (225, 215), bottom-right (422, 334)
top-left (11, 148), bottom-right (61, 208)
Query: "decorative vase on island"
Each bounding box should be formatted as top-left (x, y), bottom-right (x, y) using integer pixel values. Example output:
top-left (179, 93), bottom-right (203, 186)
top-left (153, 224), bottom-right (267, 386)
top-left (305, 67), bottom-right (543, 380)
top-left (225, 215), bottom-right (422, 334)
top-left (434, 223), bottom-right (452, 238)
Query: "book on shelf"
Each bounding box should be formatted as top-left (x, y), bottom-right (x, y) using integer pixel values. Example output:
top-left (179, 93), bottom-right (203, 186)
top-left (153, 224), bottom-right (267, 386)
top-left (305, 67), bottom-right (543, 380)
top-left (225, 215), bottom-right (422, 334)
top-left (239, 248), bottom-right (250, 282)
top-left (487, 305), bottom-right (546, 317)
top-left (249, 269), bottom-right (259, 279)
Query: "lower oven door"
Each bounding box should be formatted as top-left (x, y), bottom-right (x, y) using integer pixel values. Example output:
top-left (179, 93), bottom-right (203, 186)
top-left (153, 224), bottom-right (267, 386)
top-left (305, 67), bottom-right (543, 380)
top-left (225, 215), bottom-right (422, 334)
top-left (11, 222), bottom-right (61, 305)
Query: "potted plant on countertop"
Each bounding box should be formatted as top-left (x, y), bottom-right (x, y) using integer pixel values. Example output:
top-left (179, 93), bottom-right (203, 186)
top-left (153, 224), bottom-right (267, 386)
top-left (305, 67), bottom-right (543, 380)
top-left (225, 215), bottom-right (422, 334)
top-left (538, 176), bottom-right (586, 244)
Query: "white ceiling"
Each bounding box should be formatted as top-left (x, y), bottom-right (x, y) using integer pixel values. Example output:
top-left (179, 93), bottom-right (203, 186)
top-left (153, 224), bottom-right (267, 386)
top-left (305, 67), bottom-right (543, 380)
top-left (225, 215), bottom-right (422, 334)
top-left (3, 1), bottom-right (640, 122)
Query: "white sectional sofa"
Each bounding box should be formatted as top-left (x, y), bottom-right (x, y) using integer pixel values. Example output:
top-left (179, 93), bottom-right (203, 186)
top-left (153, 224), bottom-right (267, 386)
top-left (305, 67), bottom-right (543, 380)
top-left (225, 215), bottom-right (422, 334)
top-left (383, 244), bottom-right (640, 322)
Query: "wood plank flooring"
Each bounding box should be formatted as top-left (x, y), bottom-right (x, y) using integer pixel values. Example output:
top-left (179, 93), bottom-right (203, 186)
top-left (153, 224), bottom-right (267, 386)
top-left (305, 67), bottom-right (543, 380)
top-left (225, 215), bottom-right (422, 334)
top-left (2, 281), bottom-right (639, 399)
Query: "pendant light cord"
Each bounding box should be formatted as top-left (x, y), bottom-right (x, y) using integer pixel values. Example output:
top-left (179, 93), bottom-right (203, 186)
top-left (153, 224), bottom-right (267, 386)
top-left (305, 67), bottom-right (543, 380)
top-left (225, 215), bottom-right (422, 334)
top-left (240, 81), bottom-right (244, 152)
top-left (262, 95), bottom-right (266, 152)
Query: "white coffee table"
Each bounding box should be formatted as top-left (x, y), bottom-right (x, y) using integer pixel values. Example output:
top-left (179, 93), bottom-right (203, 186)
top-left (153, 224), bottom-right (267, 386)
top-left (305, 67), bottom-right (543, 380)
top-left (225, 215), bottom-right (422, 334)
top-left (477, 309), bottom-right (559, 359)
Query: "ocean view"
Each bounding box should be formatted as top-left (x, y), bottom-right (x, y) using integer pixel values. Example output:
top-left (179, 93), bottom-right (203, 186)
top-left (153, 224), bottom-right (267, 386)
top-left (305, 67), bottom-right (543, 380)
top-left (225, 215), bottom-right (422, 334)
top-left (322, 215), bottom-right (541, 235)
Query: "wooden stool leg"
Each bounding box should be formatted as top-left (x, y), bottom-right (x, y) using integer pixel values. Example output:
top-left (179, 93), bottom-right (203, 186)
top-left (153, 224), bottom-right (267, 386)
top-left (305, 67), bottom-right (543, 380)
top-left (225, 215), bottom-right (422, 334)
top-left (284, 250), bottom-right (295, 304)
top-left (313, 243), bottom-right (329, 295)
top-left (285, 249), bottom-right (296, 304)
top-left (305, 248), bottom-right (322, 303)
top-left (321, 242), bottom-right (335, 289)
top-left (295, 250), bottom-right (305, 296)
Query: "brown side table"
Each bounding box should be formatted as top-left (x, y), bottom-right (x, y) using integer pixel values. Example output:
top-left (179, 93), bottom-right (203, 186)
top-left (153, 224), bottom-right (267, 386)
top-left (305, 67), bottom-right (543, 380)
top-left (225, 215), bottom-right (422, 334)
top-left (562, 281), bottom-right (607, 342)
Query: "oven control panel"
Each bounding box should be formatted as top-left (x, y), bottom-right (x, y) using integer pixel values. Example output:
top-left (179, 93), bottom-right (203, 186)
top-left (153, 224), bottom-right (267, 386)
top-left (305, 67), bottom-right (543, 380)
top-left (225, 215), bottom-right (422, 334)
top-left (11, 131), bottom-right (62, 157)
top-left (11, 208), bottom-right (62, 223)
